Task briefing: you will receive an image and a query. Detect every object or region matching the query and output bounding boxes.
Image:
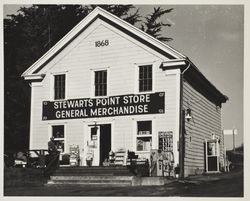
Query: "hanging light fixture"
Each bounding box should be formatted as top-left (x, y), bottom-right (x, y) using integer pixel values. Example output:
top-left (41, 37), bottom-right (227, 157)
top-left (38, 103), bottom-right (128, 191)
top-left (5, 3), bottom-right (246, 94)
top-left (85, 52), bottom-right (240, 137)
top-left (185, 108), bottom-right (192, 121)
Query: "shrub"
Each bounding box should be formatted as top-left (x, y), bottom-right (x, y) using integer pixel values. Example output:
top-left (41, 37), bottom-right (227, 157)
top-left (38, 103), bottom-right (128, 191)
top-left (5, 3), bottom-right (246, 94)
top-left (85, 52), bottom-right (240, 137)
top-left (60, 154), bottom-right (70, 165)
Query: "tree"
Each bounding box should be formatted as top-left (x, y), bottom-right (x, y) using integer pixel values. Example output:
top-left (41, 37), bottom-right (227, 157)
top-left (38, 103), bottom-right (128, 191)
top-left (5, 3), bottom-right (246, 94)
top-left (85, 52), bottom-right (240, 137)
top-left (141, 7), bottom-right (173, 42)
top-left (89, 5), bottom-right (141, 25)
top-left (4, 5), bottom-right (174, 153)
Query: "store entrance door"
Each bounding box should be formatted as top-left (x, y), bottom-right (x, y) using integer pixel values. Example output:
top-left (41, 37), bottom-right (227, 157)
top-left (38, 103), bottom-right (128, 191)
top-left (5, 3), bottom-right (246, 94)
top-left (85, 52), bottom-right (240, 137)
top-left (99, 124), bottom-right (111, 166)
top-left (86, 124), bottom-right (111, 166)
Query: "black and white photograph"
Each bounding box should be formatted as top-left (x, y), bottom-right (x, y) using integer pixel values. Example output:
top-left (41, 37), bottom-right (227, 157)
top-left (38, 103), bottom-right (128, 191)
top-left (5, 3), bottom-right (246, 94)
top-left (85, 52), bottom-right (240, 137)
top-left (2, 1), bottom-right (246, 198)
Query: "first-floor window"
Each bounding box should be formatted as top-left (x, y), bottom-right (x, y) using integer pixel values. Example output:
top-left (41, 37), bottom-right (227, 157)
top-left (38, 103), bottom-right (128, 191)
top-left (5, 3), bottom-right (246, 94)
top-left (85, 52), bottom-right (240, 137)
top-left (52, 125), bottom-right (65, 153)
top-left (136, 121), bottom-right (152, 151)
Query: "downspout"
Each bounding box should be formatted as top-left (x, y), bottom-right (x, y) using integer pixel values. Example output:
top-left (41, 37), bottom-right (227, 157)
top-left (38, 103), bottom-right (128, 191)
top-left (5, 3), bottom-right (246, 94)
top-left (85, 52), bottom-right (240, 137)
top-left (179, 62), bottom-right (191, 179)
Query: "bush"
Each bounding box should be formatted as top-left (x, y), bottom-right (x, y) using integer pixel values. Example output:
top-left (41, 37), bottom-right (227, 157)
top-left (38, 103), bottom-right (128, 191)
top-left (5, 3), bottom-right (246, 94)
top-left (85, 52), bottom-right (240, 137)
top-left (127, 160), bottom-right (149, 177)
top-left (227, 151), bottom-right (243, 164)
top-left (60, 154), bottom-right (70, 165)
top-left (135, 164), bottom-right (149, 177)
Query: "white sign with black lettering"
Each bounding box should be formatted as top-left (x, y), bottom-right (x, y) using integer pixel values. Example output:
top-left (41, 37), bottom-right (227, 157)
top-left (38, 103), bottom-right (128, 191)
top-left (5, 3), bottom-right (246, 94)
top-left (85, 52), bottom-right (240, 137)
top-left (223, 129), bottom-right (237, 135)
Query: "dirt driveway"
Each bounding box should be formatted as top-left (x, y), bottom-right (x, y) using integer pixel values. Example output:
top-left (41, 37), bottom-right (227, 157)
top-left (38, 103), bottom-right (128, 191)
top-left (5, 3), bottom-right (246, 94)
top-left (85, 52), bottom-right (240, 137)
top-left (4, 169), bottom-right (243, 197)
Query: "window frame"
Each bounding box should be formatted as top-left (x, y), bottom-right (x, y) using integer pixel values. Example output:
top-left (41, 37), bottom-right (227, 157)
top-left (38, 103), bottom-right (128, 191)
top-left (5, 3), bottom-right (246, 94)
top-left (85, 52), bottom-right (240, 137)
top-left (54, 74), bottom-right (66, 100)
top-left (91, 67), bottom-right (109, 98)
top-left (49, 124), bottom-right (67, 154)
top-left (135, 120), bottom-right (153, 152)
top-left (50, 71), bottom-right (68, 101)
top-left (138, 65), bottom-right (153, 93)
top-left (135, 62), bottom-right (155, 94)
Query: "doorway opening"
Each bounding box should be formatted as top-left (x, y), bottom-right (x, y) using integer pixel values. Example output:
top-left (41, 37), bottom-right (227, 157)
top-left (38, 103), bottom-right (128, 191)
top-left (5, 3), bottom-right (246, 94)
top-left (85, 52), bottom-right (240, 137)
top-left (99, 124), bottom-right (111, 166)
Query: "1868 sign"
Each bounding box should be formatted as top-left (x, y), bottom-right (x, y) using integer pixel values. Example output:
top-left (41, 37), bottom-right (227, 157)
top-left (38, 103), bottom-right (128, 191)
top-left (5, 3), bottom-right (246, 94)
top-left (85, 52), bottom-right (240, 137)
top-left (42, 92), bottom-right (165, 120)
top-left (95, 40), bottom-right (109, 47)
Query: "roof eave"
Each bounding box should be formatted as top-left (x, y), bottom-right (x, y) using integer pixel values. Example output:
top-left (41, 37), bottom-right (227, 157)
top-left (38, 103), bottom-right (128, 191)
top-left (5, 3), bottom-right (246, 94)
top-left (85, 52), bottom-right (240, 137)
top-left (22, 74), bottom-right (46, 81)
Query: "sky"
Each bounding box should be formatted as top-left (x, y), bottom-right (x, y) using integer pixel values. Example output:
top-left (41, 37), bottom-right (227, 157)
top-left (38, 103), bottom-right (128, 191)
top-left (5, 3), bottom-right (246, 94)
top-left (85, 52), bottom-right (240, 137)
top-left (3, 4), bottom-right (244, 150)
top-left (138, 5), bottom-right (244, 150)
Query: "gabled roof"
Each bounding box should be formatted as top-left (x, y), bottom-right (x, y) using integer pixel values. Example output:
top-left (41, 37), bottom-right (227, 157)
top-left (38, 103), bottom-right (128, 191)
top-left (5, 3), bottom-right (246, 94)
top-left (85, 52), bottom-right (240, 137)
top-left (21, 6), bottom-right (186, 78)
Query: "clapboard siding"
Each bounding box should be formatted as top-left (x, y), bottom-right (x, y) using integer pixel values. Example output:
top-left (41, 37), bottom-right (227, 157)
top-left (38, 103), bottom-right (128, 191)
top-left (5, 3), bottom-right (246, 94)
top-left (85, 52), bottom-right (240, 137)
top-left (30, 19), bottom-right (180, 164)
top-left (30, 85), bottom-right (48, 149)
top-left (113, 118), bottom-right (133, 151)
top-left (183, 79), bottom-right (224, 176)
top-left (40, 22), bottom-right (167, 98)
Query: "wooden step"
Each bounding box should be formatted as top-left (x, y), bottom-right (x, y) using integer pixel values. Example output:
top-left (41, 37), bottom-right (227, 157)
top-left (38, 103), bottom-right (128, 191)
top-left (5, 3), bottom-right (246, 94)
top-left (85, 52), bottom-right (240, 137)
top-left (48, 166), bottom-right (135, 185)
top-left (48, 175), bottom-right (134, 186)
top-left (58, 166), bottom-right (129, 170)
top-left (51, 175), bottom-right (134, 180)
top-left (47, 180), bottom-right (132, 186)
top-left (53, 166), bottom-right (134, 176)
top-left (53, 171), bottom-right (133, 176)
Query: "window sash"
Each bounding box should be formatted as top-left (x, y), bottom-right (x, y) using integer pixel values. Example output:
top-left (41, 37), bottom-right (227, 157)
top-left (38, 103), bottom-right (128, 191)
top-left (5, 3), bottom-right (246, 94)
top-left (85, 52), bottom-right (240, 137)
top-left (54, 74), bottom-right (65, 100)
top-left (136, 121), bottom-right (152, 151)
top-left (139, 65), bottom-right (152, 92)
top-left (136, 137), bottom-right (152, 151)
top-left (95, 70), bottom-right (107, 96)
top-left (52, 125), bottom-right (65, 153)
top-left (137, 121), bottom-right (152, 135)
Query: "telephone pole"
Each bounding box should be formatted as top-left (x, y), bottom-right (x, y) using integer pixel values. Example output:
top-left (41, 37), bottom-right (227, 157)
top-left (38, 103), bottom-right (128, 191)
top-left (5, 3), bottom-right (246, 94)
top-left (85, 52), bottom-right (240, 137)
top-left (233, 129), bottom-right (236, 152)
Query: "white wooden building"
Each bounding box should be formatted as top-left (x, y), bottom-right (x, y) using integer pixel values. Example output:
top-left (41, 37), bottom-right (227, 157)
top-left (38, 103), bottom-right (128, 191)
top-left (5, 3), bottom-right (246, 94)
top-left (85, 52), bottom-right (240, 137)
top-left (22, 7), bottom-right (228, 177)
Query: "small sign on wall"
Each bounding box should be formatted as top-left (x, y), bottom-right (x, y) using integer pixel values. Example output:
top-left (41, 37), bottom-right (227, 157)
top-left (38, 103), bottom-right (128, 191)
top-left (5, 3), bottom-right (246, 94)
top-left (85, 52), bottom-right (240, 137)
top-left (158, 131), bottom-right (173, 152)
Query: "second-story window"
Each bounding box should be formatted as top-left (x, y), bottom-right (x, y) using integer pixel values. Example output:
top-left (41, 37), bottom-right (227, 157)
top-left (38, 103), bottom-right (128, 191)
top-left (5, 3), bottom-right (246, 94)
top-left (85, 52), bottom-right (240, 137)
top-left (54, 74), bottom-right (65, 100)
top-left (139, 65), bottom-right (152, 92)
top-left (95, 70), bottom-right (107, 96)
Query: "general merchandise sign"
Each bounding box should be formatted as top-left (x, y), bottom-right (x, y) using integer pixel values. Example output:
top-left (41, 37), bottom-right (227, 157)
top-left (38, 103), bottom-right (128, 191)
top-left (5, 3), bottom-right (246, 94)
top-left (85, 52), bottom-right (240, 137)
top-left (42, 92), bottom-right (165, 120)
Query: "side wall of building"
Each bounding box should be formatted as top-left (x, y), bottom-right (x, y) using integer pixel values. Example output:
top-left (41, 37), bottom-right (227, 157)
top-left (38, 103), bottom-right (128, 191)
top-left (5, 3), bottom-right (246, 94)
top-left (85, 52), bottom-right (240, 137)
top-left (182, 79), bottom-right (224, 176)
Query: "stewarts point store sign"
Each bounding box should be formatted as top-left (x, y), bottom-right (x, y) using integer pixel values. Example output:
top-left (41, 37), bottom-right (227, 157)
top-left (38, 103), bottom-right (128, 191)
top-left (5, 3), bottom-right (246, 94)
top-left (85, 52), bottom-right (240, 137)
top-left (42, 92), bottom-right (165, 120)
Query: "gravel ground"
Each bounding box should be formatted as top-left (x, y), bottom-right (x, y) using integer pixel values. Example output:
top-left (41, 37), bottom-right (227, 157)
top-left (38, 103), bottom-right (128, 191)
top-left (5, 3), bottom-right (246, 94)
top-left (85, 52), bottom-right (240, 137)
top-left (4, 168), bottom-right (243, 197)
